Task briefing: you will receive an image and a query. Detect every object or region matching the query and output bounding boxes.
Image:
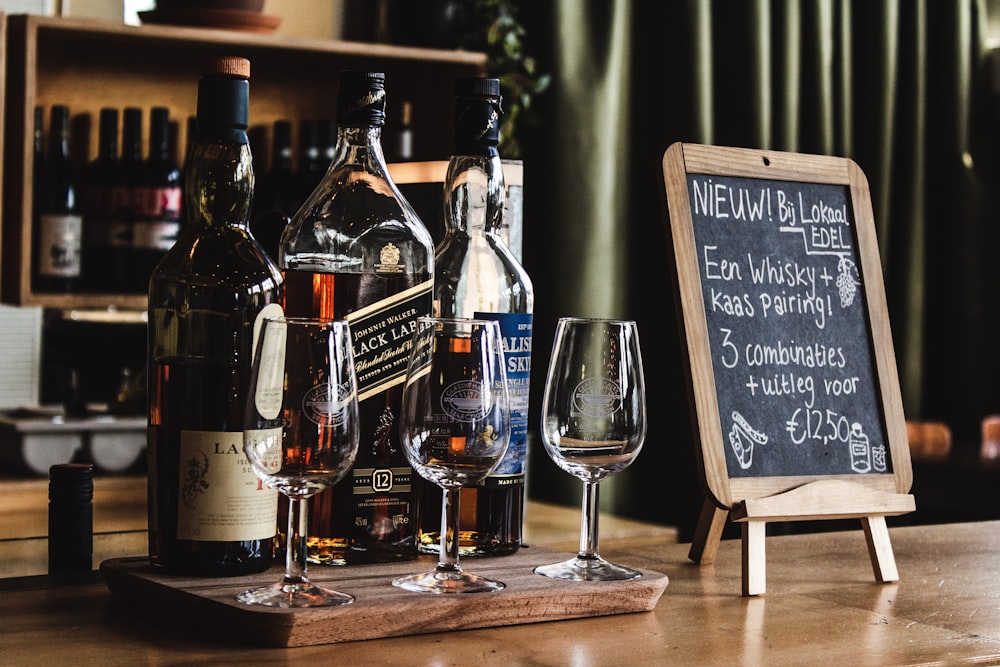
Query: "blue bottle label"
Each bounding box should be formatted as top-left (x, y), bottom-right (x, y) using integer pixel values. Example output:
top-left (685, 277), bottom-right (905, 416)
top-left (476, 311), bottom-right (532, 479)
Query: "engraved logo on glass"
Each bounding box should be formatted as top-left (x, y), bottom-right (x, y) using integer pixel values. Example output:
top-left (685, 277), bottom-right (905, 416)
top-left (302, 382), bottom-right (351, 426)
top-left (573, 378), bottom-right (622, 418)
top-left (441, 380), bottom-right (490, 422)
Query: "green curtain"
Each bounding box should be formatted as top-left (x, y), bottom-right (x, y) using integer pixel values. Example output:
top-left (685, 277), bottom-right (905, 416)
top-left (520, 1), bottom-right (994, 539)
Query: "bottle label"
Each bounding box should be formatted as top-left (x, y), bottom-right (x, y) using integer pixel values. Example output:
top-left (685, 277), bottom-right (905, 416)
top-left (254, 313), bottom-right (287, 420)
top-left (175, 430), bottom-right (278, 541)
top-left (347, 279), bottom-right (433, 400)
top-left (476, 311), bottom-right (532, 480)
top-left (133, 186), bottom-right (182, 250)
top-left (37, 213), bottom-right (83, 278)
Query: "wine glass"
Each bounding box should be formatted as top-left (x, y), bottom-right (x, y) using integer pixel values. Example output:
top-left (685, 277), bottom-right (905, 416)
top-left (392, 317), bottom-right (511, 594)
top-left (534, 317), bottom-right (647, 581)
top-left (236, 316), bottom-right (360, 607)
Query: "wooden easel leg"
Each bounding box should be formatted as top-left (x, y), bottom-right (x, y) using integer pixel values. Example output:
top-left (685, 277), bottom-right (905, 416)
top-left (861, 515), bottom-right (899, 582)
top-left (742, 520), bottom-right (766, 597)
top-left (688, 497), bottom-right (728, 565)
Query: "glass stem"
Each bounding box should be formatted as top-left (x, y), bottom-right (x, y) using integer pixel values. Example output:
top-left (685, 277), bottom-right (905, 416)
top-left (579, 481), bottom-right (600, 559)
top-left (438, 487), bottom-right (461, 572)
top-left (285, 497), bottom-right (308, 584)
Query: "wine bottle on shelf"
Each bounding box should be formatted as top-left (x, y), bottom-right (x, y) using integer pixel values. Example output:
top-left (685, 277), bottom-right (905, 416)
top-left (81, 107), bottom-right (120, 292)
top-left (33, 104), bottom-right (83, 293)
top-left (279, 70), bottom-right (434, 565)
top-left (294, 119), bottom-right (323, 209)
top-left (109, 107), bottom-right (142, 291)
top-left (32, 105), bottom-right (44, 209)
top-left (133, 106), bottom-right (182, 292)
top-left (424, 77), bottom-right (534, 556)
top-left (389, 100), bottom-right (414, 161)
top-left (147, 56), bottom-right (284, 576)
top-left (250, 119), bottom-right (295, 263)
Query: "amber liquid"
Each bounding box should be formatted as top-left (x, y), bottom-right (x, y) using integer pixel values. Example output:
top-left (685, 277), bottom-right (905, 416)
top-left (281, 269), bottom-right (428, 564)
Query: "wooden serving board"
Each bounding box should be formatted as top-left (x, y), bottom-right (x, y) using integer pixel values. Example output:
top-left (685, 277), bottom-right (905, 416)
top-left (101, 547), bottom-right (669, 647)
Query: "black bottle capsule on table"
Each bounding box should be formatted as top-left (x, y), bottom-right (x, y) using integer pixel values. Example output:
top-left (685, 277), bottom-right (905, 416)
top-left (48, 463), bottom-right (94, 576)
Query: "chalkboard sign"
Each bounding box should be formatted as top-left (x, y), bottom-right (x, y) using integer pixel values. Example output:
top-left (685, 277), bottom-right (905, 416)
top-left (690, 173), bottom-right (888, 479)
top-left (662, 143), bottom-right (914, 595)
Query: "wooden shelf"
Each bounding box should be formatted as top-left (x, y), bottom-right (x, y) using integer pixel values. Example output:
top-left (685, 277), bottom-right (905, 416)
top-left (1, 14), bottom-right (487, 309)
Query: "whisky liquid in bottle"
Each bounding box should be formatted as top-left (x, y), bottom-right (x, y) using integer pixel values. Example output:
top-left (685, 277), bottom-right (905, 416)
top-left (280, 71), bottom-right (434, 565)
top-left (423, 77), bottom-right (534, 556)
top-left (33, 104), bottom-right (83, 293)
top-left (147, 56), bottom-right (283, 576)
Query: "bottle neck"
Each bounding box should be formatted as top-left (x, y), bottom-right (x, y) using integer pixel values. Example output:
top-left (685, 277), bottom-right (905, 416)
top-left (444, 151), bottom-right (505, 236)
top-left (184, 140), bottom-right (253, 230)
top-left (331, 125), bottom-right (389, 173)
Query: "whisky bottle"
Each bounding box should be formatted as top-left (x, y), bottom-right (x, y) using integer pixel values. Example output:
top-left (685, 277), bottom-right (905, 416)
top-left (424, 77), bottom-right (534, 556)
top-left (147, 56), bottom-right (283, 576)
top-left (33, 104), bottom-right (83, 293)
top-left (280, 70), bottom-right (434, 565)
top-left (134, 106), bottom-right (182, 291)
top-left (81, 107), bottom-right (120, 291)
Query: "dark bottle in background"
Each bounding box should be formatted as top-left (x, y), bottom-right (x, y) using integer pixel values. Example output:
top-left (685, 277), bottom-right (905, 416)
top-left (147, 56), bottom-right (284, 577)
top-left (81, 107), bottom-right (120, 292)
top-left (108, 107), bottom-right (142, 291)
top-left (295, 118), bottom-right (324, 209)
top-left (388, 99), bottom-right (414, 161)
top-left (133, 106), bottom-right (182, 291)
top-left (279, 70), bottom-right (434, 565)
top-left (33, 104), bottom-right (83, 293)
top-left (250, 119), bottom-right (295, 263)
top-left (32, 105), bottom-right (44, 211)
top-left (422, 77), bottom-right (533, 556)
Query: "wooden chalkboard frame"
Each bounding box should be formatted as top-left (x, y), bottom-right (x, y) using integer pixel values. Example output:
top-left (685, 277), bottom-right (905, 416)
top-left (661, 143), bottom-right (915, 595)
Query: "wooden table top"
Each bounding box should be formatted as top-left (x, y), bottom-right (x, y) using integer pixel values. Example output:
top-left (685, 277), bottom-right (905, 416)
top-left (3, 508), bottom-right (1000, 664)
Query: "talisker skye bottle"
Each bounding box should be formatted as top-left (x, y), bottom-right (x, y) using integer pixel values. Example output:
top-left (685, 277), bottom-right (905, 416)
top-left (280, 71), bottom-right (434, 565)
top-left (147, 56), bottom-right (283, 576)
top-left (424, 77), bottom-right (533, 556)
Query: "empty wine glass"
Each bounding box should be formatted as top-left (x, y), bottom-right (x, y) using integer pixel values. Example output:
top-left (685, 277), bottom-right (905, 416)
top-left (236, 316), bottom-right (359, 607)
top-left (534, 317), bottom-right (647, 581)
top-left (393, 317), bottom-right (511, 594)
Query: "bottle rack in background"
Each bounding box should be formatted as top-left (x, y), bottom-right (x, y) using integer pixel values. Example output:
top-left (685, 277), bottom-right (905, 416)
top-left (0, 14), bottom-right (486, 311)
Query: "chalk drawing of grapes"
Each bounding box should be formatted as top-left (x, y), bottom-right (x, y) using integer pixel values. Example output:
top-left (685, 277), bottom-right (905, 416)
top-left (835, 257), bottom-right (860, 308)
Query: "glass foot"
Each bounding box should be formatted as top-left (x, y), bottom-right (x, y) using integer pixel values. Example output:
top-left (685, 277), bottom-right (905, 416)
top-left (534, 555), bottom-right (642, 582)
top-left (235, 579), bottom-right (355, 608)
top-left (392, 567), bottom-right (505, 594)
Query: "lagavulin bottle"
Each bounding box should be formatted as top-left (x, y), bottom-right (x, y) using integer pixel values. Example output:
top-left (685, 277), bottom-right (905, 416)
top-left (424, 77), bottom-right (534, 556)
top-left (280, 71), bottom-right (434, 565)
top-left (147, 56), bottom-right (283, 576)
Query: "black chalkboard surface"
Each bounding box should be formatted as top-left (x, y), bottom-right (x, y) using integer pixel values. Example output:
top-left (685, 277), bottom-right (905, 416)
top-left (662, 143), bottom-right (914, 596)
top-left (689, 173), bottom-right (888, 479)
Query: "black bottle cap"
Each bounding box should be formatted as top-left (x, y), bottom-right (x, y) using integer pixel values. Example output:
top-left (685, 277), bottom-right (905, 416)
top-left (49, 463), bottom-right (94, 503)
top-left (336, 70), bottom-right (386, 128)
top-left (456, 77), bottom-right (501, 98)
top-left (196, 56), bottom-right (250, 143)
top-left (453, 77), bottom-right (503, 155)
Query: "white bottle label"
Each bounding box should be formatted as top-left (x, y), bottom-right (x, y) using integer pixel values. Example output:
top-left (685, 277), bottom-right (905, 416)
top-left (175, 430), bottom-right (278, 541)
top-left (38, 213), bottom-right (83, 278)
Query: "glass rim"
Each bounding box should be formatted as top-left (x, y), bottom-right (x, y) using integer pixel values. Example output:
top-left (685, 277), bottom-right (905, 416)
top-left (556, 316), bottom-right (637, 326)
top-left (261, 315), bottom-right (350, 327)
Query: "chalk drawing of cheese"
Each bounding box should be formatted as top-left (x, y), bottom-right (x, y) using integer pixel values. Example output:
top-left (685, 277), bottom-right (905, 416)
top-left (728, 410), bottom-right (768, 470)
